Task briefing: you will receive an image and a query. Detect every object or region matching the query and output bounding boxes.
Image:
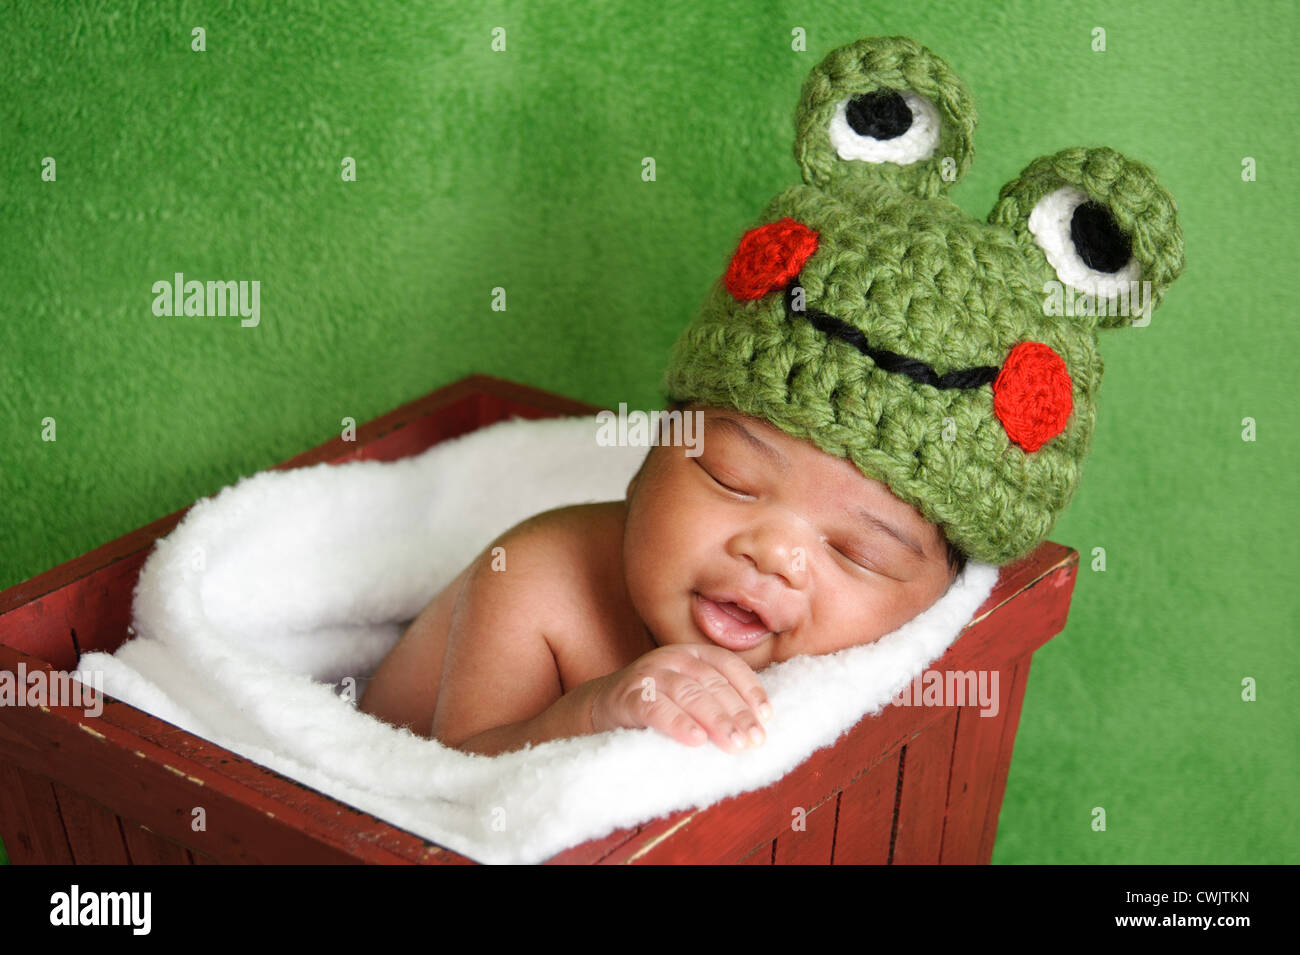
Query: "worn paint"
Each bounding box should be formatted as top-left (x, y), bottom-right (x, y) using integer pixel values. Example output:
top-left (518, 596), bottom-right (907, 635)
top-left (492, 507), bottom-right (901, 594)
top-left (161, 763), bottom-right (206, 786)
top-left (623, 813), bottom-right (698, 863)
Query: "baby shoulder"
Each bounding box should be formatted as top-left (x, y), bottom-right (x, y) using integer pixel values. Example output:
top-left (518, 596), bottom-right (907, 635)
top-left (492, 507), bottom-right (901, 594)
top-left (462, 503), bottom-right (626, 619)
top-left (488, 501), bottom-right (625, 576)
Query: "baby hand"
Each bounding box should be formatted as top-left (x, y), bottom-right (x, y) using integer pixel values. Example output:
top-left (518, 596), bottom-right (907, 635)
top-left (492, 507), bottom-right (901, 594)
top-left (590, 644), bottom-right (772, 752)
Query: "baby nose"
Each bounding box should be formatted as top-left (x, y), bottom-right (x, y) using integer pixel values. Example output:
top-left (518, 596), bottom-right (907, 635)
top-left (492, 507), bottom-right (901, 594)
top-left (724, 217), bottom-right (819, 300)
top-left (730, 521), bottom-right (811, 588)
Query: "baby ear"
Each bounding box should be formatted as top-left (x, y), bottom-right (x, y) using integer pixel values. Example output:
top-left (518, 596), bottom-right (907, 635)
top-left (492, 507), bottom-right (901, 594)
top-left (793, 35), bottom-right (976, 199)
top-left (989, 147), bottom-right (1185, 329)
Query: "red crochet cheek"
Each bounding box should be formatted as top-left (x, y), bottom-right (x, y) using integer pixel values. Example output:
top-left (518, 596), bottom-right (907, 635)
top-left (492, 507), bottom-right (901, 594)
top-left (724, 218), bottom-right (819, 300)
top-left (992, 342), bottom-right (1074, 453)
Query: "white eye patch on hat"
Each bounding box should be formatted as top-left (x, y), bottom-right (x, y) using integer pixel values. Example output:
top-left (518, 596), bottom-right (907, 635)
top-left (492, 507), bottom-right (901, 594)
top-left (1028, 186), bottom-right (1141, 298)
top-left (829, 89), bottom-right (941, 165)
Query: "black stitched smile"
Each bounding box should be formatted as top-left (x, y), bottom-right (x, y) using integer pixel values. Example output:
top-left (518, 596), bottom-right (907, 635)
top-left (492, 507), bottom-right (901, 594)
top-left (784, 280), bottom-right (999, 390)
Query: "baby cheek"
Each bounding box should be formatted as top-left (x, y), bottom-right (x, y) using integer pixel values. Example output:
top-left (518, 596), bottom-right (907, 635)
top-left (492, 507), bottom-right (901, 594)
top-left (817, 576), bottom-right (888, 650)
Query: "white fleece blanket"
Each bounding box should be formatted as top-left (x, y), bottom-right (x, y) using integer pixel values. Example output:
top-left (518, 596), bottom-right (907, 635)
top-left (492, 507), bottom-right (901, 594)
top-left (74, 413), bottom-right (998, 865)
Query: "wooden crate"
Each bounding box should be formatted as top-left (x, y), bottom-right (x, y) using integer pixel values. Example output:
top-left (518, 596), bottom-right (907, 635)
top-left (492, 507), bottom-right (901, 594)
top-left (0, 374), bottom-right (1077, 864)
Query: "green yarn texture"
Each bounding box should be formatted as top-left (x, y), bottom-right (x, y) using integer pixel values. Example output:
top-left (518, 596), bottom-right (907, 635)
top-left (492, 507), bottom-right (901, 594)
top-left (662, 35), bottom-right (1185, 566)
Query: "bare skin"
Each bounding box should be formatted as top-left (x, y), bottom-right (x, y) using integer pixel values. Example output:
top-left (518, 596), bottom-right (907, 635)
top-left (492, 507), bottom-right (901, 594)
top-left (359, 405), bottom-right (958, 756)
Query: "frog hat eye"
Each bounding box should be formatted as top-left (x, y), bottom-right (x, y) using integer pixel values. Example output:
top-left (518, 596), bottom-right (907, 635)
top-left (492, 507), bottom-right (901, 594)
top-left (991, 146), bottom-right (1185, 329)
top-left (793, 35), bottom-right (976, 198)
top-left (1027, 186), bottom-right (1139, 299)
top-left (830, 88), bottom-right (941, 165)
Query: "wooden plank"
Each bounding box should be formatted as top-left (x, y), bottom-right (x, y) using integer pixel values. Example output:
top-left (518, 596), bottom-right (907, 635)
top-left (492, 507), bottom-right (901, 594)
top-left (91, 691), bottom-right (465, 865)
top-left (545, 824), bottom-right (650, 865)
top-left (586, 634), bottom-right (1007, 865)
top-left (120, 821), bottom-right (194, 865)
top-left (0, 651), bottom-right (427, 865)
top-left (832, 748), bottom-right (901, 864)
top-left (979, 655), bottom-right (1032, 863)
top-left (928, 546), bottom-right (1076, 673)
top-left (51, 782), bottom-right (133, 864)
top-left (939, 661), bottom-right (1022, 863)
top-left (738, 841), bottom-right (773, 864)
top-left (0, 763), bottom-right (75, 864)
top-left (592, 698), bottom-right (952, 865)
top-left (891, 709), bottom-right (959, 864)
top-left (773, 794), bottom-right (837, 864)
top-left (0, 552), bottom-right (152, 667)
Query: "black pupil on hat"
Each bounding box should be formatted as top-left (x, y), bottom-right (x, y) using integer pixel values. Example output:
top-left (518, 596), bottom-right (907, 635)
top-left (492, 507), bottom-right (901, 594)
top-left (1070, 201), bottom-right (1132, 273)
top-left (846, 89), bottom-right (913, 140)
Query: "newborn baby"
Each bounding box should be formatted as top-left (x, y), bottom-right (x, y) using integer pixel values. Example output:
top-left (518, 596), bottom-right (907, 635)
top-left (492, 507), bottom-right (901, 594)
top-left (359, 405), bottom-right (965, 756)
top-left (362, 33), bottom-right (1183, 758)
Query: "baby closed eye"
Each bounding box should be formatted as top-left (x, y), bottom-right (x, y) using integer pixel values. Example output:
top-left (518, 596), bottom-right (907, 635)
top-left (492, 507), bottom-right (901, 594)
top-left (695, 459), bottom-right (753, 497)
top-left (830, 541), bottom-right (883, 574)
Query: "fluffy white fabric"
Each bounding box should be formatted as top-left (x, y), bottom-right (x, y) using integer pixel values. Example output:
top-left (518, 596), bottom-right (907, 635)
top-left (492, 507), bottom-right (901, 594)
top-left (74, 414), bottom-right (998, 865)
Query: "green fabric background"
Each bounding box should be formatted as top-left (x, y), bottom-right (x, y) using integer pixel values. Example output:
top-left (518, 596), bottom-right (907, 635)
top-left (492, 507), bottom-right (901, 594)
top-left (0, 0), bottom-right (1294, 866)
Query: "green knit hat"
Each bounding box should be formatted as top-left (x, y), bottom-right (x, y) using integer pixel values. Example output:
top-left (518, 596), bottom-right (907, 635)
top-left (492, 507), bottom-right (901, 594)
top-left (662, 35), bottom-right (1185, 566)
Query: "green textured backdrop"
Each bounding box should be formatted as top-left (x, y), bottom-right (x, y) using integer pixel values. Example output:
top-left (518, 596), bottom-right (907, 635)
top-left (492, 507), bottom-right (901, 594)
top-left (1, 0), bottom-right (1295, 865)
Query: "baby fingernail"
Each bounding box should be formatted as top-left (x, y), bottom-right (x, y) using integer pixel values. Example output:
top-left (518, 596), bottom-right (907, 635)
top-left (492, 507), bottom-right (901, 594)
top-left (748, 726), bottom-right (765, 746)
top-left (759, 702), bottom-right (773, 722)
top-left (730, 731), bottom-right (746, 750)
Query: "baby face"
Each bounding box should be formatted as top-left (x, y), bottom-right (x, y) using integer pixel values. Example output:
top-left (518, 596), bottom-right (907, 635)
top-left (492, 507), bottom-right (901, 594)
top-left (622, 405), bottom-right (957, 670)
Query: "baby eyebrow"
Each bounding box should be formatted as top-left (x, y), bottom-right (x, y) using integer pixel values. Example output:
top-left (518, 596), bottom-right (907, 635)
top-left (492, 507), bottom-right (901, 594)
top-left (708, 416), bottom-right (790, 474)
top-left (854, 508), bottom-right (925, 562)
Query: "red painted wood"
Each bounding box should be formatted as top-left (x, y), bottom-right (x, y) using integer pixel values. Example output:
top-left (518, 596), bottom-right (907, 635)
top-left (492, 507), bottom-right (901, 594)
top-left (738, 841), bottom-right (773, 864)
top-left (120, 822), bottom-right (194, 865)
top-left (0, 648), bottom-right (420, 864)
top-left (52, 781), bottom-right (133, 864)
top-left (832, 749), bottom-right (901, 864)
top-left (939, 662), bottom-right (1023, 864)
top-left (0, 763), bottom-right (75, 864)
top-left (931, 545), bottom-right (1076, 673)
top-left (773, 795), bottom-right (837, 864)
top-left (589, 699), bottom-right (934, 865)
top-left (92, 687), bottom-right (474, 865)
top-left (891, 710), bottom-right (959, 864)
top-left (544, 825), bottom-right (650, 865)
top-left (979, 655), bottom-right (1033, 863)
top-left (0, 554), bottom-right (152, 668)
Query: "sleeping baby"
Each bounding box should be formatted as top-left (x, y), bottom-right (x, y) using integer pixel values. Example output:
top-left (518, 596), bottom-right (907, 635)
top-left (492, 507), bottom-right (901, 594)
top-left (360, 403), bottom-right (966, 756)
top-left (360, 34), bottom-right (1184, 756)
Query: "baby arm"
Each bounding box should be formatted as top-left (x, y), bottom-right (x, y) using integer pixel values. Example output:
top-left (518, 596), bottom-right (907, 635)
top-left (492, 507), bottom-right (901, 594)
top-left (426, 506), bottom-right (773, 755)
top-left (430, 538), bottom-right (594, 756)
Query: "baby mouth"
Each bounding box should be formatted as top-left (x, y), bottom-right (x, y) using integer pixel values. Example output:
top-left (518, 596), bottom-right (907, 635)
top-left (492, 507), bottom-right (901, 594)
top-left (691, 592), bottom-right (772, 652)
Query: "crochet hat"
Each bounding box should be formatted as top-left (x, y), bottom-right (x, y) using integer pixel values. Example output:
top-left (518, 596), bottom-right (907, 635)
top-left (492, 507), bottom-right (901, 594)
top-left (662, 35), bottom-right (1185, 566)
